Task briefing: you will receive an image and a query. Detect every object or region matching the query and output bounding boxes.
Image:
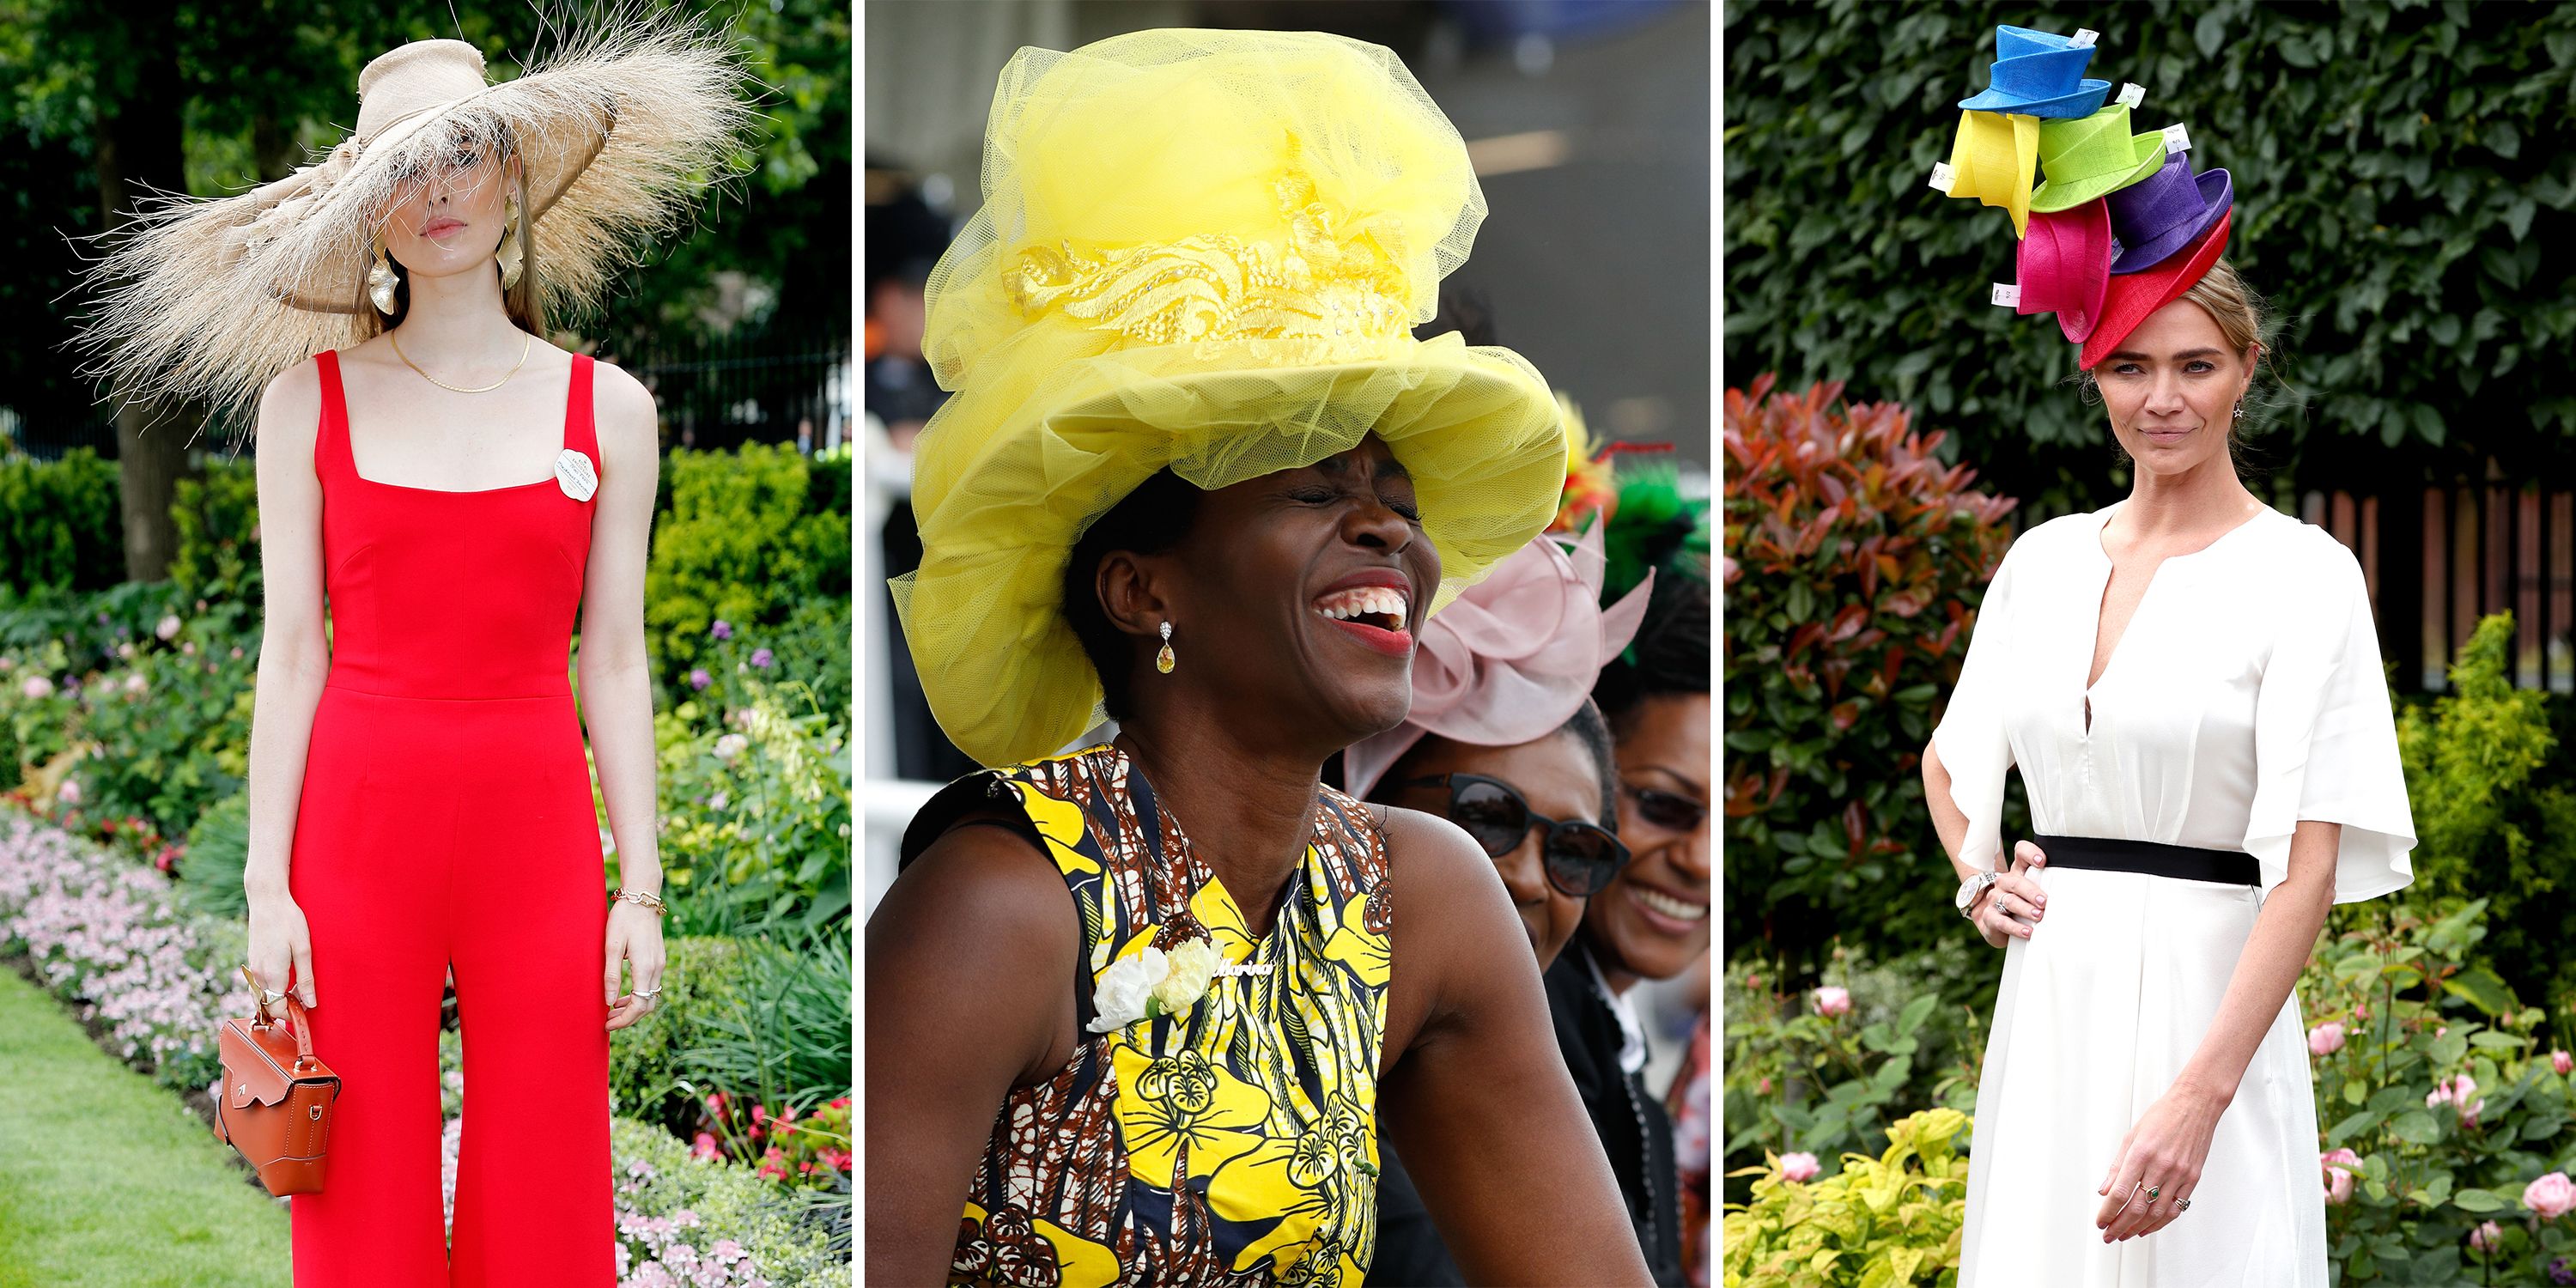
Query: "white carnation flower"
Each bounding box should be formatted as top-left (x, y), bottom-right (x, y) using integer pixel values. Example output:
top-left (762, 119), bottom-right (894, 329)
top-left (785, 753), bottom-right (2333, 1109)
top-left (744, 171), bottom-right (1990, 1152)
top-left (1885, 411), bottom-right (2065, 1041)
top-left (1087, 946), bottom-right (1167, 1034)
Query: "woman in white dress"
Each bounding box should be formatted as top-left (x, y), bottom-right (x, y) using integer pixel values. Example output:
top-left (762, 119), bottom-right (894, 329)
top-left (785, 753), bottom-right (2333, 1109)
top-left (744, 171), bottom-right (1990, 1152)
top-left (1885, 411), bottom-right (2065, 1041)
top-left (1927, 258), bottom-right (2418, 1286)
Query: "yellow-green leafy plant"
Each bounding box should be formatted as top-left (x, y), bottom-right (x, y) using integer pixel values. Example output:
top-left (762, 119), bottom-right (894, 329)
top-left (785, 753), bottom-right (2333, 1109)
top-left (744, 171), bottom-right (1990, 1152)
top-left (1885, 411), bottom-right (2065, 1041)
top-left (1722, 1108), bottom-right (1971, 1288)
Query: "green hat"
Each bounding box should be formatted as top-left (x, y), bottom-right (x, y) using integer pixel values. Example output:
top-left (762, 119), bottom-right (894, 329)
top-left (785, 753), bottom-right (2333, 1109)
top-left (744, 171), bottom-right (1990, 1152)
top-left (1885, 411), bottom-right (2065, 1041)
top-left (2028, 105), bottom-right (2166, 214)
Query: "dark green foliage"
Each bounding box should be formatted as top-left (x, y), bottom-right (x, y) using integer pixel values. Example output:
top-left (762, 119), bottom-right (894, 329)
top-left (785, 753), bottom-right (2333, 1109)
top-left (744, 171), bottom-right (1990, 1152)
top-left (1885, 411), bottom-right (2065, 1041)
top-left (678, 927), bottom-right (854, 1114)
top-left (0, 452), bottom-right (122, 595)
top-left (1723, 0), bottom-right (2576, 507)
top-left (2397, 613), bottom-right (2576, 1015)
top-left (645, 443), bottom-right (852, 700)
top-left (609, 935), bottom-right (754, 1136)
top-left (174, 790), bottom-right (251, 920)
top-left (167, 458), bottom-right (261, 605)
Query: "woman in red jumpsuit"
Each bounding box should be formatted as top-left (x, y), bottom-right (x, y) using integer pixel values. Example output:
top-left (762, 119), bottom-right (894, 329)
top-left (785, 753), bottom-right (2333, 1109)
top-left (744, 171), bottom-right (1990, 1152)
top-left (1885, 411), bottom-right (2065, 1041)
top-left (70, 25), bottom-right (752, 1287)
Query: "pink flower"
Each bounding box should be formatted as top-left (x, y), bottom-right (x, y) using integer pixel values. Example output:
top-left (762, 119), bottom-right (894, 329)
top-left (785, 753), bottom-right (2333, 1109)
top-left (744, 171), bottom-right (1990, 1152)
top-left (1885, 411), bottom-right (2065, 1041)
top-left (2525, 1171), bottom-right (2576, 1220)
top-left (21, 675), bottom-right (54, 699)
top-left (817, 1147), bottom-right (851, 1172)
top-left (2436, 1026), bottom-right (2449, 1039)
top-left (2555, 1050), bottom-right (2573, 1076)
top-left (1757, 1076), bottom-right (1772, 1095)
top-left (690, 1133), bottom-right (720, 1160)
top-left (2354, 1002), bottom-right (2369, 1020)
top-left (690, 669), bottom-right (712, 690)
top-left (750, 648), bottom-right (774, 669)
top-left (710, 620), bottom-right (732, 641)
top-left (155, 615), bottom-right (180, 641)
top-left (1812, 987), bottom-right (1852, 1018)
top-left (751, 1103), bottom-right (769, 1127)
top-left (2322, 1149), bottom-right (2363, 1205)
top-left (706, 1091), bottom-right (728, 1114)
top-left (2428, 1074), bottom-right (2487, 1127)
top-left (56, 781), bottom-right (79, 805)
top-left (2307, 1022), bottom-right (2345, 1056)
top-left (122, 673), bottom-right (148, 695)
top-left (2470, 1219), bottom-right (2504, 1253)
top-left (1779, 1151), bottom-right (1820, 1183)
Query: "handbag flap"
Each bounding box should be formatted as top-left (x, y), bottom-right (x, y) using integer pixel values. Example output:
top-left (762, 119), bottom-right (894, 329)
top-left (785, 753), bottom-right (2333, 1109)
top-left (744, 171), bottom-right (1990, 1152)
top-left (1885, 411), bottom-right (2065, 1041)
top-left (220, 1016), bottom-right (313, 1109)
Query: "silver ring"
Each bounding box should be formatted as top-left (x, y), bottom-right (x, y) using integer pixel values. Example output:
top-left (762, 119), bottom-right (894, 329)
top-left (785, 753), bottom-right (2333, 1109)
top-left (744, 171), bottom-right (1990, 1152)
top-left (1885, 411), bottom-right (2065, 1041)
top-left (634, 987), bottom-right (662, 999)
top-left (258, 987), bottom-right (288, 1007)
top-left (2174, 1197), bottom-right (2191, 1212)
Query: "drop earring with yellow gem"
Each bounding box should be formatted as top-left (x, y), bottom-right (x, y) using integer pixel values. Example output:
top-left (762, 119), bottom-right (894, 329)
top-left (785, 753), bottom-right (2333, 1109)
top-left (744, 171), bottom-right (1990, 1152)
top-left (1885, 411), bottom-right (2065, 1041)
top-left (1156, 621), bottom-right (1176, 675)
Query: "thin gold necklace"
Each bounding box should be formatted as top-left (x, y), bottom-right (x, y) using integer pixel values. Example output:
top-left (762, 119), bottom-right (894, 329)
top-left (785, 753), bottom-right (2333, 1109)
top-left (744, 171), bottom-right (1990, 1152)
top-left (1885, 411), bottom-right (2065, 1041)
top-left (388, 329), bottom-right (533, 393)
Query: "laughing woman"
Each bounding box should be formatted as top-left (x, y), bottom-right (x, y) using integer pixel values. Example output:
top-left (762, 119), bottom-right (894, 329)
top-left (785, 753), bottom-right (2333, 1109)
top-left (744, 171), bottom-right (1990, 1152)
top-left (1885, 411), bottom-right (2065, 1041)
top-left (1931, 247), bottom-right (2416, 1285)
top-left (865, 29), bottom-right (1651, 1288)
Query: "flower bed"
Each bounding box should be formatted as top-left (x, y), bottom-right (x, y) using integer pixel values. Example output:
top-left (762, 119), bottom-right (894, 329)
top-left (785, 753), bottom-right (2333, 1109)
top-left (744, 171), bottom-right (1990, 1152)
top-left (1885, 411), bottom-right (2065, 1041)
top-left (0, 805), bottom-right (844, 1286)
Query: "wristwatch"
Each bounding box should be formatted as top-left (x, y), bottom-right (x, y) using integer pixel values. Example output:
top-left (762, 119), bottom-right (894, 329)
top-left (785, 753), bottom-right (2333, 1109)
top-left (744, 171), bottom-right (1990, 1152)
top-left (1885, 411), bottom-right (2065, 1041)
top-left (1954, 870), bottom-right (2000, 919)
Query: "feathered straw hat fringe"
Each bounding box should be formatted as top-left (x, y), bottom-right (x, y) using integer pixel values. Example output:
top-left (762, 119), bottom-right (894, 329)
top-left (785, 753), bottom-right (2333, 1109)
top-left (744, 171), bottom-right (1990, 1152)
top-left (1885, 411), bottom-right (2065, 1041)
top-left (68, 5), bottom-right (759, 432)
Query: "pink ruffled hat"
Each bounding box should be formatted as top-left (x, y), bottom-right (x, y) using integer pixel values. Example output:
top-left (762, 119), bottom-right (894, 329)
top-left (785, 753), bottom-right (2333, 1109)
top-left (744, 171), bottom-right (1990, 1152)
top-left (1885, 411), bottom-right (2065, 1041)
top-left (2016, 198), bottom-right (2112, 343)
top-left (1344, 520), bottom-right (1656, 799)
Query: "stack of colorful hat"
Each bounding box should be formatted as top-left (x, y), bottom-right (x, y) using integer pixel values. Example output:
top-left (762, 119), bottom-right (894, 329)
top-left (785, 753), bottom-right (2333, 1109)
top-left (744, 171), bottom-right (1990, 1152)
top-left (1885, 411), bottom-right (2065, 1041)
top-left (1935, 23), bottom-right (2234, 368)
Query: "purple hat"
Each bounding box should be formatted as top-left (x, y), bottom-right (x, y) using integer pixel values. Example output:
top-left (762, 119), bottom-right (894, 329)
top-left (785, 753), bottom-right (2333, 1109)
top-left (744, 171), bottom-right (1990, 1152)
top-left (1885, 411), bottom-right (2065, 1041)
top-left (2106, 151), bottom-right (2233, 275)
top-left (1958, 25), bottom-right (2111, 119)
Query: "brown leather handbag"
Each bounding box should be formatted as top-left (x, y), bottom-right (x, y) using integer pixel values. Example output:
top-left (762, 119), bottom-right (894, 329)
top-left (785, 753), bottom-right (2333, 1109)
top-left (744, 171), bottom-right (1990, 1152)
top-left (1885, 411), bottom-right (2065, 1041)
top-left (215, 969), bottom-right (343, 1195)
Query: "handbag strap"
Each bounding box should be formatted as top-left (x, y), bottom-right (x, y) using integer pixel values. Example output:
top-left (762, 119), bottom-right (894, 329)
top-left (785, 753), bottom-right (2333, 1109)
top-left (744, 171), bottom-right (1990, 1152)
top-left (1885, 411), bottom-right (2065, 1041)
top-left (240, 965), bottom-right (321, 1071)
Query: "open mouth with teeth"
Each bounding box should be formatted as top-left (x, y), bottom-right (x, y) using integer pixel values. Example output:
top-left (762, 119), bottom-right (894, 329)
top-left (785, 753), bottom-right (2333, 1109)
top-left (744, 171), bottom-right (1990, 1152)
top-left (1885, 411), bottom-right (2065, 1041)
top-left (1310, 585), bottom-right (1413, 658)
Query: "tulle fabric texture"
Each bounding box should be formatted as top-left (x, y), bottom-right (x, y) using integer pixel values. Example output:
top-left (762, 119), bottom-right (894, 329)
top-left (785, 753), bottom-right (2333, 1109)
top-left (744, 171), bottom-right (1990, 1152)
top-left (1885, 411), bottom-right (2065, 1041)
top-left (893, 28), bottom-right (1567, 769)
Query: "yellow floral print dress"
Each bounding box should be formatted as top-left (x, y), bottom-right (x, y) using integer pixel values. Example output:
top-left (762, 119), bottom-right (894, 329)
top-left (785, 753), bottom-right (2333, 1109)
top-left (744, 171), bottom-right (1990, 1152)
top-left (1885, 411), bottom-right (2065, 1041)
top-left (912, 744), bottom-right (1393, 1288)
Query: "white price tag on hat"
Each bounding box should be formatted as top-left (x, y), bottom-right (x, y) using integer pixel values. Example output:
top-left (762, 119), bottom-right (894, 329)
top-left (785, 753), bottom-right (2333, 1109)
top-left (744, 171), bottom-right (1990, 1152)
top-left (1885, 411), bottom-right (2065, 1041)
top-left (2163, 123), bottom-right (2192, 155)
top-left (2117, 82), bottom-right (2145, 109)
top-left (1929, 161), bottom-right (1956, 194)
top-left (1991, 283), bottom-right (2022, 308)
top-left (2071, 28), bottom-right (2099, 47)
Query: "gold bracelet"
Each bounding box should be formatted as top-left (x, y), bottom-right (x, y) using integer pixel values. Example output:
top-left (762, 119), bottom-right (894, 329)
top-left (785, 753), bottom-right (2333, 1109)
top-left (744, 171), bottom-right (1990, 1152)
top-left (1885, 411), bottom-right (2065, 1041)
top-left (610, 888), bottom-right (667, 917)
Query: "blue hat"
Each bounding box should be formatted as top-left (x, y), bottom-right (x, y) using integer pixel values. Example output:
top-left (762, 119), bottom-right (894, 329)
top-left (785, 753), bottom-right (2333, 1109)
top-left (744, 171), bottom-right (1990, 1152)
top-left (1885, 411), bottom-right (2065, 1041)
top-left (1959, 25), bottom-right (2111, 119)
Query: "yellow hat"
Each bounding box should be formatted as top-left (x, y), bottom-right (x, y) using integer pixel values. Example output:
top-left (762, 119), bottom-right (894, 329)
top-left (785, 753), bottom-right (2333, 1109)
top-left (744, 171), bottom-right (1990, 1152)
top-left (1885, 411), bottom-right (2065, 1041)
top-left (1943, 110), bottom-right (2040, 237)
top-left (891, 29), bottom-right (1568, 769)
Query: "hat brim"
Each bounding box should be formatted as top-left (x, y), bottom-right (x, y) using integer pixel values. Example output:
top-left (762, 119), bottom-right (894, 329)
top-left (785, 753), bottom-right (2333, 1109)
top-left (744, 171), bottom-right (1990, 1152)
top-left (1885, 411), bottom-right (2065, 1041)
top-left (2018, 200), bottom-right (2112, 343)
top-left (892, 331), bottom-right (1568, 769)
top-left (2029, 132), bottom-right (2169, 214)
top-left (1958, 79), bottom-right (2111, 118)
top-left (2081, 210), bottom-right (2233, 370)
top-left (67, 16), bottom-right (756, 431)
top-left (2110, 169), bottom-right (2233, 274)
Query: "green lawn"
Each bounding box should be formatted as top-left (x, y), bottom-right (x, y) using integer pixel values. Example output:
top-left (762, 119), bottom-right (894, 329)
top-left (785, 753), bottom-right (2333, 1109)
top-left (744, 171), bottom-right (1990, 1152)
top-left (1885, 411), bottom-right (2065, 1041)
top-left (0, 967), bottom-right (289, 1287)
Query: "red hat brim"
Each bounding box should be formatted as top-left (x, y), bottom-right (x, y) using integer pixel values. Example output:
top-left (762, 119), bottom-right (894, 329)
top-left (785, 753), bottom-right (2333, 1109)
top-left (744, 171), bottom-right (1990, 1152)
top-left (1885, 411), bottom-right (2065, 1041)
top-left (2079, 209), bottom-right (2233, 370)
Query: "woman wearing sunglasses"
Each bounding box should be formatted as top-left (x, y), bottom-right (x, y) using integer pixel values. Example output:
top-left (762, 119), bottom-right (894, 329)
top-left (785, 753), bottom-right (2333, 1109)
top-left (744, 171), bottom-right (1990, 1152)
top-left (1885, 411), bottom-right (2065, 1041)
top-left (1552, 495), bottom-right (1712, 1288)
top-left (1345, 526), bottom-right (1653, 1286)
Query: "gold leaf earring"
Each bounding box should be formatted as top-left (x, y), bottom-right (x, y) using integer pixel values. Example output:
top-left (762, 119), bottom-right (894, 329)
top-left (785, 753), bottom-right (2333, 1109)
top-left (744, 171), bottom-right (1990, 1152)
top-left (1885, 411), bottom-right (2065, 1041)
top-left (368, 235), bottom-right (399, 314)
top-left (497, 195), bottom-right (524, 290)
top-left (1156, 621), bottom-right (1176, 675)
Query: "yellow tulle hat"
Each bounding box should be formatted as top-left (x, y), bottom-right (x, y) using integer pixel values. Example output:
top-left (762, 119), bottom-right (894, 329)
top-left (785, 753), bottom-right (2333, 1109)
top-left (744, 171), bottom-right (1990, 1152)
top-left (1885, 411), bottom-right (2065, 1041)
top-left (892, 28), bottom-right (1569, 769)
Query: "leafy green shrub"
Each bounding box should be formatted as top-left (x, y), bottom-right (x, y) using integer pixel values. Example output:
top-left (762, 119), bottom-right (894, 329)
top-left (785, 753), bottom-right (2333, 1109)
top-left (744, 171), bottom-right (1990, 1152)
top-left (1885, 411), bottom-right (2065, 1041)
top-left (681, 594), bottom-right (852, 728)
top-left (168, 457), bottom-right (262, 605)
top-left (609, 1116), bottom-right (846, 1288)
top-left (2301, 897), bottom-right (2576, 1285)
top-left (679, 927), bottom-right (853, 1121)
top-left (656, 682), bottom-right (853, 933)
top-left (1724, 1), bottom-right (2576, 506)
top-left (174, 790), bottom-right (252, 920)
top-left (2397, 613), bottom-right (2576, 1015)
top-left (64, 605), bottom-right (260, 837)
top-left (645, 443), bottom-right (851, 698)
top-left (1722, 374), bottom-right (2015, 981)
top-left (0, 449), bottom-right (121, 594)
top-left (1722, 1108), bottom-right (1971, 1288)
top-left (609, 935), bottom-right (751, 1132)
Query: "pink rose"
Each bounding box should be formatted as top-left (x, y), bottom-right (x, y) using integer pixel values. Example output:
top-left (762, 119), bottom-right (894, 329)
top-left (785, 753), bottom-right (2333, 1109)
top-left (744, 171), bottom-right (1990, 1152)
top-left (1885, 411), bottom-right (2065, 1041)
top-left (2524, 1171), bottom-right (2576, 1220)
top-left (2470, 1219), bottom-right (2503, 1254)
top-left (2322, 1148), bottom-right (2363, 1206)
top-left (2428, 1074), bottom-right (2487, 1127)
top-left (2308, 1022), bottom-right (2345, 1056)
top-left (1813, 987), bottom-right (1852, 1018)
top-left (2555, 1050), bottom-right (2573, 1076)
top-left (1779, 1151), bottom-right (1820, 1183)
top-left (155, 615), bottom-right (180, 641)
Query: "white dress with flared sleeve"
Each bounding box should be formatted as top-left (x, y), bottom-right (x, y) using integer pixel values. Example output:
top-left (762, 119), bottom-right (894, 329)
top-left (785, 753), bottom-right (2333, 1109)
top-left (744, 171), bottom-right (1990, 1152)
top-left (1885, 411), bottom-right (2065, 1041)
top-left (1940, 502), bottom-right (2415, 1287)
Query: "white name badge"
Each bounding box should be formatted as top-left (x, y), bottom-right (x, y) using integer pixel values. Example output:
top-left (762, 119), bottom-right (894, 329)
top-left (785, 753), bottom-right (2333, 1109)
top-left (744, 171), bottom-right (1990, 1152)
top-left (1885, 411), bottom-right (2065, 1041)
top-left (555, 447), bottom-right (598, 502)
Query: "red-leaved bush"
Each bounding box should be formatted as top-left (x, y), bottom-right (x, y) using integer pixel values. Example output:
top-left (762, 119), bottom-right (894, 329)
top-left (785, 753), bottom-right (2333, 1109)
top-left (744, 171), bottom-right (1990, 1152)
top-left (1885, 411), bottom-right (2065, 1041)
top-left (1723, 374), bottom-right (2015, 977)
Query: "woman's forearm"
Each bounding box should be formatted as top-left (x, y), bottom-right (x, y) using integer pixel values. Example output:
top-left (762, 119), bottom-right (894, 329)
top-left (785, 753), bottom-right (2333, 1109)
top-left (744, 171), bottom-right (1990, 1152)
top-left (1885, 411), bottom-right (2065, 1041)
top-left (1923, 741), bottom-right (1980, 882)
top-left (578, 650), bottom-right (661, 893)
top-left (241, 634), bottom-right (331, 901)
top-left (2176, 820), bottom-right (2342, 1104)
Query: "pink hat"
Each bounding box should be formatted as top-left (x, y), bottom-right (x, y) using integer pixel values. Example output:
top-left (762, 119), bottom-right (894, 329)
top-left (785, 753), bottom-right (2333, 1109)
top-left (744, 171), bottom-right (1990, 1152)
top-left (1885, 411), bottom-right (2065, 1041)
top-left (2016, 199), bottom-right (2112, 343)
top-left (1343, 521), bottom-right (1656, 799)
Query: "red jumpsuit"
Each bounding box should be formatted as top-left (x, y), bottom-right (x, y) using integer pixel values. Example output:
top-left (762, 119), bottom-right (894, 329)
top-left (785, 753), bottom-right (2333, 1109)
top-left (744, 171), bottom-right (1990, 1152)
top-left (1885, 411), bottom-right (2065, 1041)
top-left (287, 348), bottom-right (613, 1285)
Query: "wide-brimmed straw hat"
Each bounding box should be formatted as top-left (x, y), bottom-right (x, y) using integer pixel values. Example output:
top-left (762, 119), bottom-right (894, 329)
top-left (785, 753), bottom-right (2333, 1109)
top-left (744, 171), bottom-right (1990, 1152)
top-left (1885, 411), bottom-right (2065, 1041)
top-left (2080, 210), bottom-right (2233, 370)
top-left (891, 27), bottom-right (1569, 769)
top-left (71, 13), bottom-right (756, 427)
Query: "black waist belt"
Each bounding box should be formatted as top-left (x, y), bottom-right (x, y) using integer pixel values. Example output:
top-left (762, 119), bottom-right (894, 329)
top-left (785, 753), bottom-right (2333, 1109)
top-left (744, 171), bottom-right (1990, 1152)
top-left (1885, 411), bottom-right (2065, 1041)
top-left (2031, 834), bottom-right (2258, 887)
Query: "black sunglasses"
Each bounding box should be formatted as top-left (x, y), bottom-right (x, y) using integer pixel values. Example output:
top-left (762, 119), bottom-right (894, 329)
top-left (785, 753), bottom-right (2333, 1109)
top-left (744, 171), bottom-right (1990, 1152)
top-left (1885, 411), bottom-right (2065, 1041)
top-left (1397, 773), bottom-right (1631, 898)
top-left (1622, 781), bottom-right (1709, 834)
